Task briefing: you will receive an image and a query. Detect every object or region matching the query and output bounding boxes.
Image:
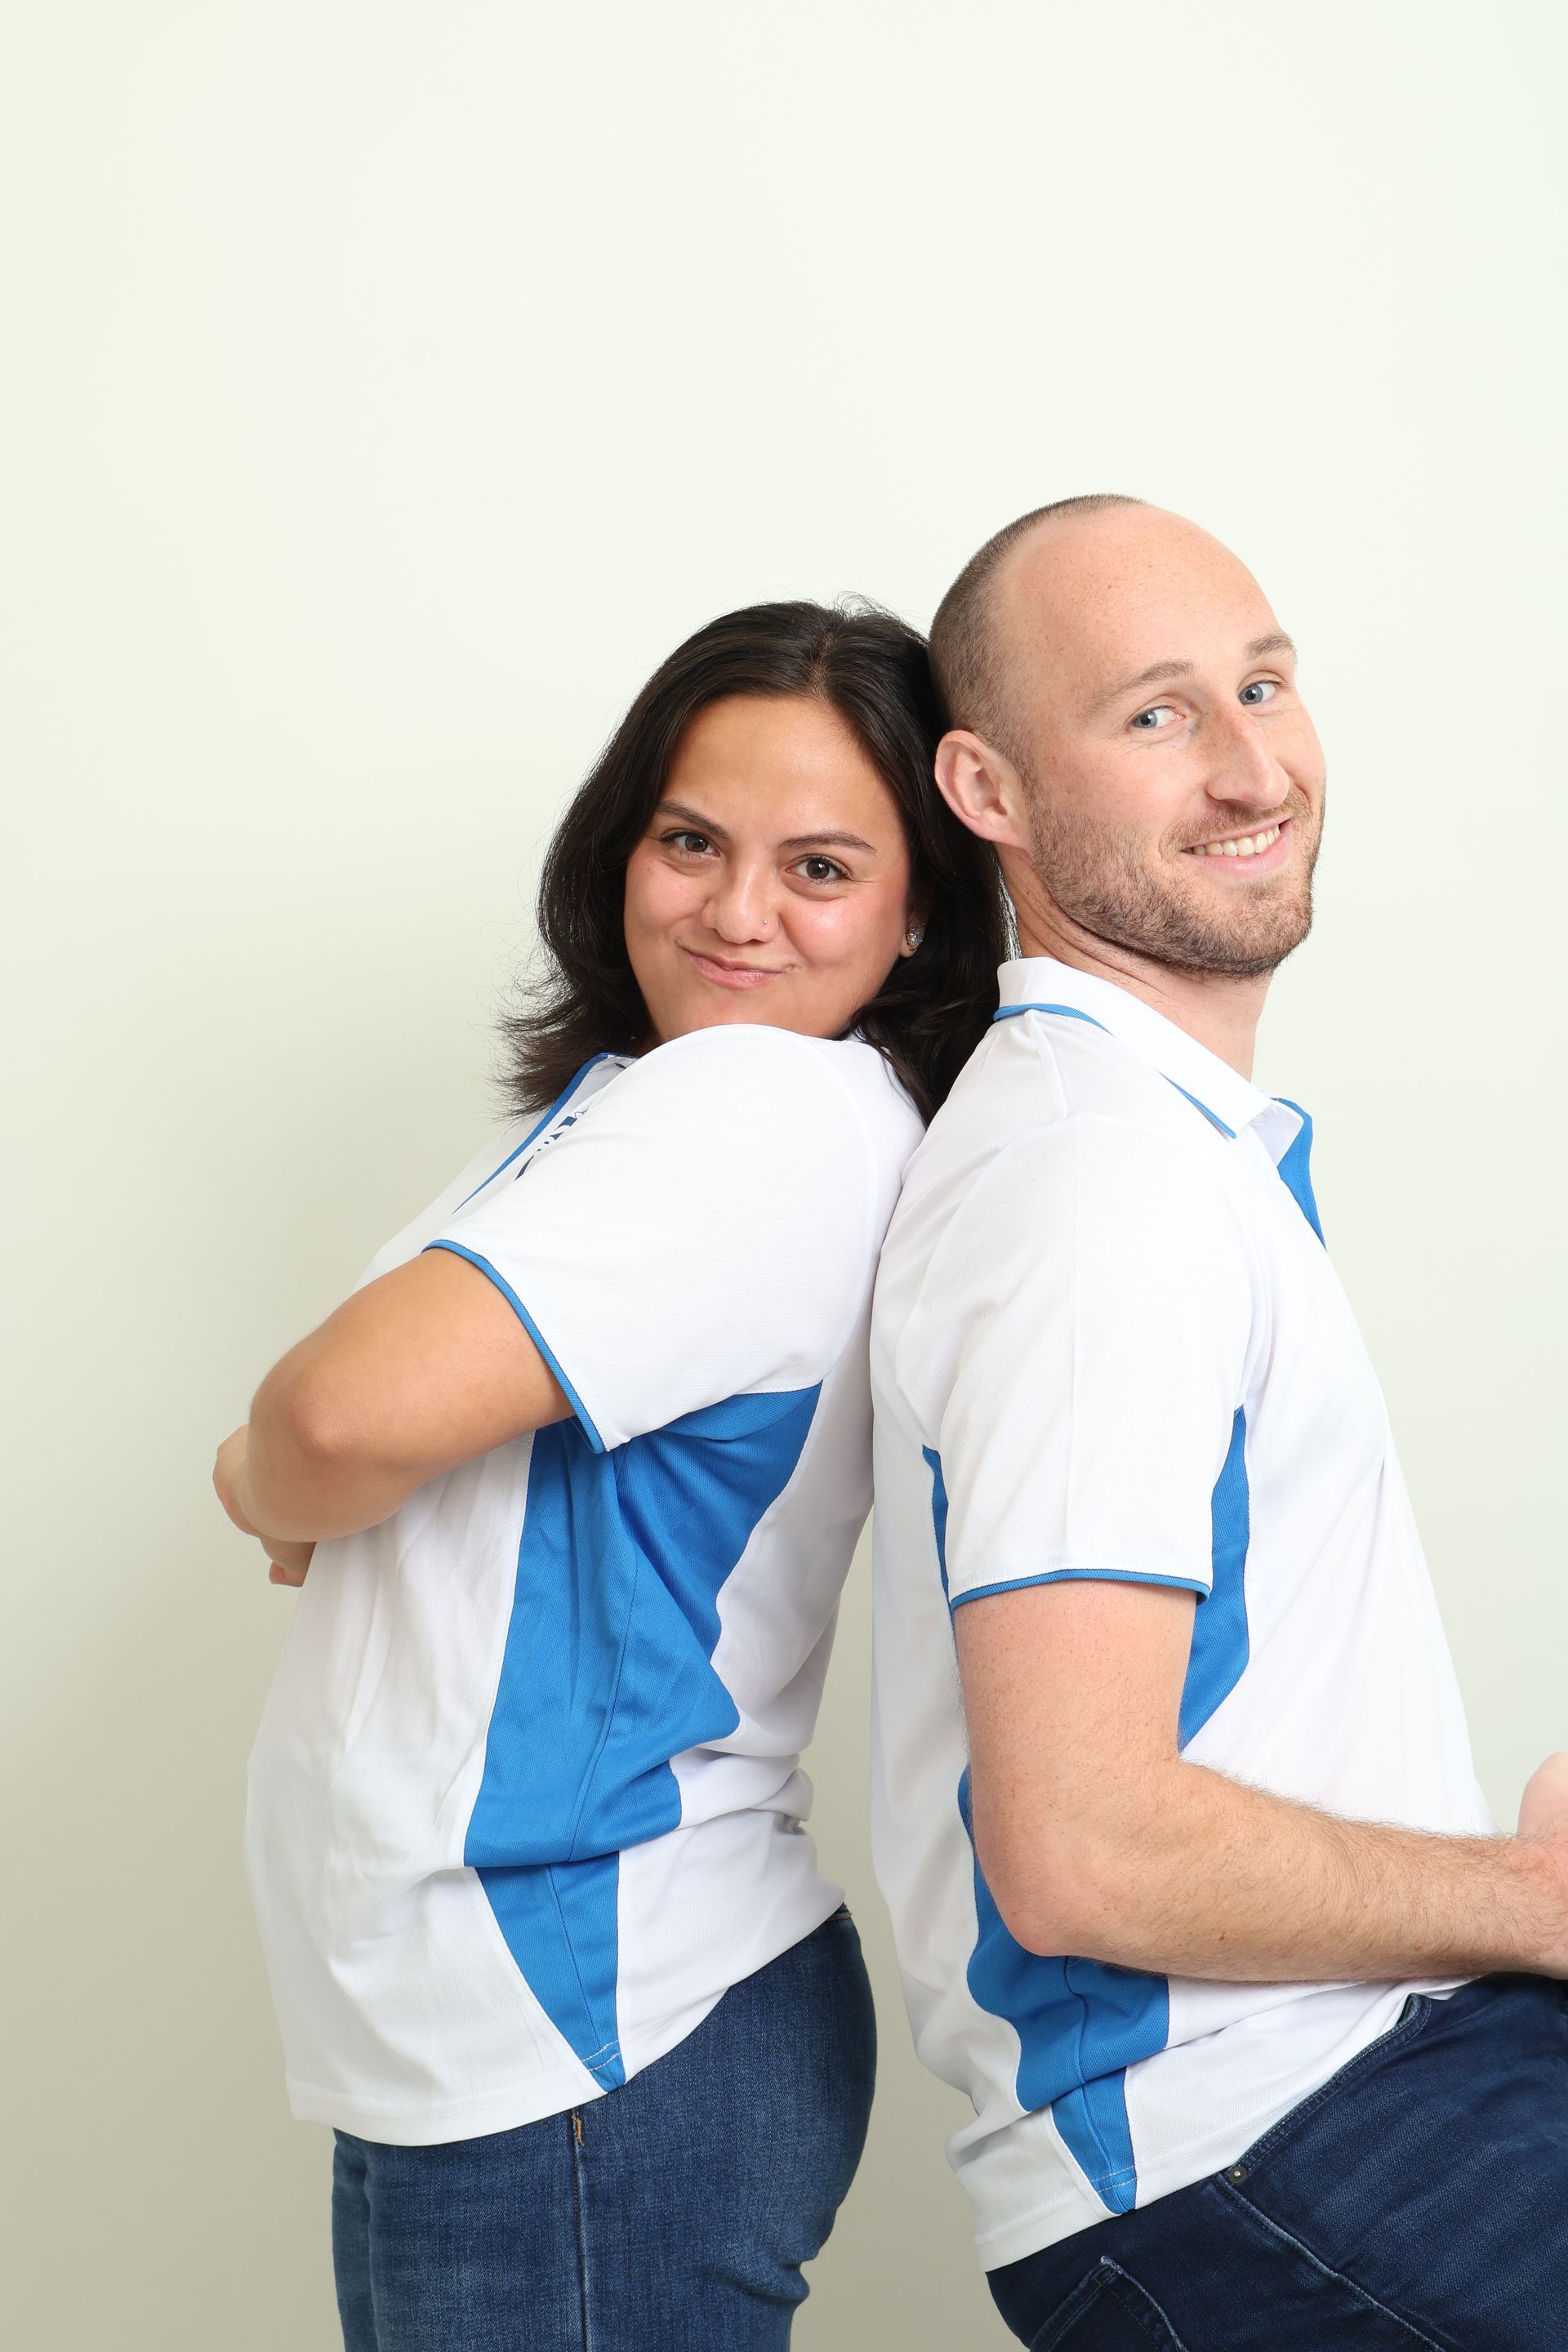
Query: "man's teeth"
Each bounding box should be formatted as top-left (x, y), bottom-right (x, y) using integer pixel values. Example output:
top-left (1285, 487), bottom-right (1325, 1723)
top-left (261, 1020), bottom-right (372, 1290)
top-left (1196, 824), bottom-right (1282, 858)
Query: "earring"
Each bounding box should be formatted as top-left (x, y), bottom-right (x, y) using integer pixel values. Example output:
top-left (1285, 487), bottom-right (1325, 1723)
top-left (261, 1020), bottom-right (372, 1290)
top-left (905, 925), bottom-right (924, 950)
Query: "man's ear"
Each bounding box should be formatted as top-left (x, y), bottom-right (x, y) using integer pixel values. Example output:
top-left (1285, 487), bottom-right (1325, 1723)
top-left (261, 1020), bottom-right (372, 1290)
top-left (933, 730), bottom-right (1032, 851)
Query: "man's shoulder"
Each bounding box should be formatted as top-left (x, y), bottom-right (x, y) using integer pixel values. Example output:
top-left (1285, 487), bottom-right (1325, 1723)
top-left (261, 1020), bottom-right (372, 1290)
top-left (894, 1010), bottom-right (1217, 1219)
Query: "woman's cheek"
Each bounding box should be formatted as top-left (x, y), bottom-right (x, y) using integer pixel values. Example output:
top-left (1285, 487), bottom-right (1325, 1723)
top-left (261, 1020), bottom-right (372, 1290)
top-left (810, 888), bottom-right (905, 974)
top-left (790, 894), bottom-right (870, 965)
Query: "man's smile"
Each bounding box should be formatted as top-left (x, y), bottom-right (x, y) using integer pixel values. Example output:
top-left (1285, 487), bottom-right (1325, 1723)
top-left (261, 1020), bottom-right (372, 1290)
top-left (1181, 816), bottom-right (1293, 871)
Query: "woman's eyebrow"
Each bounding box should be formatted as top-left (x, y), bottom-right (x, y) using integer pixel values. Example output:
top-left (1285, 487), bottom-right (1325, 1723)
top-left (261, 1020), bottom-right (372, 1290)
top-left (777, 829), bottom-right (875, 853)
top-left (653, 799), bottom-right (729, 839)
top-left (654, 800), bottom-right (875, 856)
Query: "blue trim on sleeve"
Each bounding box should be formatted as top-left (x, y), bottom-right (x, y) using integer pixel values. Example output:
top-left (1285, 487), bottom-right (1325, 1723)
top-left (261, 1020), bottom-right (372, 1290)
top-left (421, 1240), bottom-right (608, 1454)
top-left (950, 1566), bottom-right (1209, 1612)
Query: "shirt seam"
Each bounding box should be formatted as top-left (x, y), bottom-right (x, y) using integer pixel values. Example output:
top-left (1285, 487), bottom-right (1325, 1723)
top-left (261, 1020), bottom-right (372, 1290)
top-left (949, 1565), bottom-right (1211, 1610)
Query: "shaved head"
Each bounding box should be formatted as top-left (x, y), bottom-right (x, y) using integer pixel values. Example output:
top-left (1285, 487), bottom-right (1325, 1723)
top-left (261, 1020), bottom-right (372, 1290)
top-left (929, 499), bottom-right (1327, 988)
top-left (929, 493), bottom-right (1145, 754)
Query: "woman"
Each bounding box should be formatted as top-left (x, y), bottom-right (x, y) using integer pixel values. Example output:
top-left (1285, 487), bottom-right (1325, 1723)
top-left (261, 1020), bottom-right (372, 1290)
top-left (215, 599), bottom-right (1007, 2351)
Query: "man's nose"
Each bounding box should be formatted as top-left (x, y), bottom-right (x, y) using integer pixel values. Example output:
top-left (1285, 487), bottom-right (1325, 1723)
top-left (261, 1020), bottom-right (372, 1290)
top-left (705, 862), bottom-right (778, 942)
top-left (1204, 706), bottom-right (1285, 809)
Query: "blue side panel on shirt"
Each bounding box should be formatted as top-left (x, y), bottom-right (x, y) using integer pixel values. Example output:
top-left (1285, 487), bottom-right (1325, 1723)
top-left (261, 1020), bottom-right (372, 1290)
top-left (959, 1771), bottom-right (1164, 2215)
top-left (1272, 1100), bottom-right (1325, 1243)
top-left (1178, 1410), bottom-right (1252, 1744)
top-left (923, 1446), bottom-right (951, 1601)
top-left (954, 1413), bottom-right (1254, 2215)
top-left (467, 1384), bottom-right (820, 2085)
top-left (477, 1854), bottom-right (625, 2091)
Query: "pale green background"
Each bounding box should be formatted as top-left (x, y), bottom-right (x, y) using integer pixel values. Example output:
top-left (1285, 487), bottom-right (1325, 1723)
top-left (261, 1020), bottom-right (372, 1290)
top-left (6, 4), bottom-right (1565, 2345)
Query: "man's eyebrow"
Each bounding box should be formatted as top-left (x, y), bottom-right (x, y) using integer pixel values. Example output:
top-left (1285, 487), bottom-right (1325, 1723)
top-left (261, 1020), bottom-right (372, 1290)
top-left (1089, 659), bottom-right (1193, 714)
top-left (1089, 634), bottom-right (1298, 715)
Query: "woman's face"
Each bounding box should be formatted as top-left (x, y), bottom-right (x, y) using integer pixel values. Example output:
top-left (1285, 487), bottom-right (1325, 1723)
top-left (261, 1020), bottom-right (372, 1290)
top-left (624, 694), bottom-right (919, 1047)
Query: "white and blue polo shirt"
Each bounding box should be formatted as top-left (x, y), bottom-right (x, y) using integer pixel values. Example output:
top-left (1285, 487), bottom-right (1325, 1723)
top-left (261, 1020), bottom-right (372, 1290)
top-left (869, 956), bottom-right (1494, 2269)
top-left (247, 1022), bottom-right (921, 2145)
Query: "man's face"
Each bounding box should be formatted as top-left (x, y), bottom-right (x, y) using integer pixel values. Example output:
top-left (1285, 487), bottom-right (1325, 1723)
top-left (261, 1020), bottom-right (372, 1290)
top-left (991, 509), bottom-right (1325, 977)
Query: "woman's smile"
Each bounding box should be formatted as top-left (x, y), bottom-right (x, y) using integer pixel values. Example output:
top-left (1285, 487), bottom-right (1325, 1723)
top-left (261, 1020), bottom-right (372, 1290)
top-left (678, 942), bottom-right (794, 989)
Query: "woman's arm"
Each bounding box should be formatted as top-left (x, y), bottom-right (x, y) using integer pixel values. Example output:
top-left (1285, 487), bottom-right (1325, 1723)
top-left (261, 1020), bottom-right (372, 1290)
top-left (220, 1250), bottom-right (572, 1544)
top-left (212, 1437), bottom-right (318, 1584)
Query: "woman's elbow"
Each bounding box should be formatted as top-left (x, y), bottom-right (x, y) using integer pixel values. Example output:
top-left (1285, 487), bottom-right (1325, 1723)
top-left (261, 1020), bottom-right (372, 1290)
top-left (252, 1357), bottom-right (361, 1472)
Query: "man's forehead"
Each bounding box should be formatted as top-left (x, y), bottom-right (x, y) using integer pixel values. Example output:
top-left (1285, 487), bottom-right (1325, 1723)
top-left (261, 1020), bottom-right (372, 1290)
top-left (994, 512), bottom-right (1282, 706)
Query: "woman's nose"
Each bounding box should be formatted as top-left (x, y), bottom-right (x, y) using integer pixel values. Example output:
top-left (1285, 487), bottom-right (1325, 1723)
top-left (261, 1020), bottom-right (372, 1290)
top-left (705, 866), bottom-right (778, 942)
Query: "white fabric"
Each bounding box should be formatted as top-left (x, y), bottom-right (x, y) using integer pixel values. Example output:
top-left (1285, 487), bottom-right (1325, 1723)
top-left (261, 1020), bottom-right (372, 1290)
top-left (247, 1024), bottom-right (920, 2144)
top-left (870, 956), bottom-right (1494, 2270)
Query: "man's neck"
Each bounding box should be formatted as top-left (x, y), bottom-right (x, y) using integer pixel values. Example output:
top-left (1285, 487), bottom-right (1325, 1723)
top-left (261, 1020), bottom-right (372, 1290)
top-left (1013, 904), bottom-right (1270, 1080)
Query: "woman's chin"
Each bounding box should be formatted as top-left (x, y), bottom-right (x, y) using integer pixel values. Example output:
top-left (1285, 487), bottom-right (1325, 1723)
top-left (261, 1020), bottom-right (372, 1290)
top-left (652, 993), bottom-right (849, 1045)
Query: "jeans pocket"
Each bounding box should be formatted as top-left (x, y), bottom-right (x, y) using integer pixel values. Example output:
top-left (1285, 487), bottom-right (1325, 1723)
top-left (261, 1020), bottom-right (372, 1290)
top-left (1227, 1992), bottom-right (1434, 2180)
top-left (1027, 2260), bottom-right (1189, 2351)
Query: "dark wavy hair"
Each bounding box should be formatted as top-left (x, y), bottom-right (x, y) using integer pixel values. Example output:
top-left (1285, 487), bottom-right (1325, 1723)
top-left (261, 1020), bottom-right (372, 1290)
top-left (500, 599), bottom-right (1008, 1124)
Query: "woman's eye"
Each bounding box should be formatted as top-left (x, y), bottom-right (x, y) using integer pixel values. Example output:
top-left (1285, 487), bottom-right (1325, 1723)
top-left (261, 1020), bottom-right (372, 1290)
top-left (1239, 679), bottom-right (1279, 706)
top-left (664, 830), bottom-right (713, 856)
top-left (1129, 702), bottom-right (1178, 733)
top-left (795, 855), bottom-right (849, 884)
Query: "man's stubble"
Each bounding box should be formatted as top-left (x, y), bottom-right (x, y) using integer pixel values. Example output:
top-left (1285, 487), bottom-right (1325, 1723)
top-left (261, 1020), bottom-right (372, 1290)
top-left (1022, 785), bottom-right (1324, 980)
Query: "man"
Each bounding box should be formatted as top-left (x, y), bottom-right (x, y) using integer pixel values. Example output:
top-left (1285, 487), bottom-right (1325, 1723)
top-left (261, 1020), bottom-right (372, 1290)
top-left (870, 495), bottom-right (1568, 2347)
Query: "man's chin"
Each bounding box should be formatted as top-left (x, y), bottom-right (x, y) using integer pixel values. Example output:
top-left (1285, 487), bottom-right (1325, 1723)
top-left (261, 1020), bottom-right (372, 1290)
top-left (1159, 904), bottom-right (1314, 978)
top-left (1081, 885), bottom-right (1314, 979)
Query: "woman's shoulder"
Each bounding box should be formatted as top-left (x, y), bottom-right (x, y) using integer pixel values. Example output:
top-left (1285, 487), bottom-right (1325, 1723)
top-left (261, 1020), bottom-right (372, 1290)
top-left (618, 1024), bottom-right (922, 1160)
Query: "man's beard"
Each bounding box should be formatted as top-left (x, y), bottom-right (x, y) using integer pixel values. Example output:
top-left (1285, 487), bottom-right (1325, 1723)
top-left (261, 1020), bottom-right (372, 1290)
top-left (1024, 789), bottom-right (1322, 979)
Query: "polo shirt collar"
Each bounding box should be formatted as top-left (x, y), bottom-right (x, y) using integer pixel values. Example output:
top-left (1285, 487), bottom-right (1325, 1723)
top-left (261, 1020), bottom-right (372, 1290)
top-left (996, 956), bottom-right (1300, 1158)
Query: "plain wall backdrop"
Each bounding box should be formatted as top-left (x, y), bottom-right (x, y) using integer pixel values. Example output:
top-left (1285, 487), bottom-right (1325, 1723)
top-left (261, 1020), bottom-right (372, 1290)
top-left (6, 4), bottom-right (1566, 2344)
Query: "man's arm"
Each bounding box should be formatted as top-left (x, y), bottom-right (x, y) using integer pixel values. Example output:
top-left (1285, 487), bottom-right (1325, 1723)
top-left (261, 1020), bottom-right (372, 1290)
top-left (218, 1250), bottom-right (571, 1544)
top-left (956, 1577), bottom-right (1568, 1981)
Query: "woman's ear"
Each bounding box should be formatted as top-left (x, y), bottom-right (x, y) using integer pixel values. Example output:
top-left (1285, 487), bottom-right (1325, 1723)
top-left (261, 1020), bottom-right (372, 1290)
top-left (933, 730), bottom-right (1032, 851)
top-left (897, 901), bottom-right (930, 959)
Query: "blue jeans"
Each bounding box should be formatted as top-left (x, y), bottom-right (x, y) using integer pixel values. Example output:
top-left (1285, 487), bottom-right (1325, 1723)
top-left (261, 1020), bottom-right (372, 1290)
top-left (331, 1906), bottom-right (875, 2351)
top-left (988, 1975), bottom-right (1568, 2349)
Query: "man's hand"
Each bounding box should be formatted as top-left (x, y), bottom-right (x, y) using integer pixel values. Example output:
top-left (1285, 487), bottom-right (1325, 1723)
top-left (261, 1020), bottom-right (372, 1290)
top-left (213, 1425), bottom-right (316, 1588)
top-left (1520, 1753), bottom-right (1568, 1846)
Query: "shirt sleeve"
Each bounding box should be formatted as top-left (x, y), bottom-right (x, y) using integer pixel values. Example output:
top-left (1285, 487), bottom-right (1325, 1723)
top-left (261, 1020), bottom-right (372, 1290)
top-left (896, 1113), bottom-right (1254, 1608)
top-left (425, 1027), bottom-right (883, 1451)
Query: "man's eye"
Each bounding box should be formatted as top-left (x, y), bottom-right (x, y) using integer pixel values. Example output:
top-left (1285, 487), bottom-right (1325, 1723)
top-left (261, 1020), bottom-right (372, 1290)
top-left (1239, 679), bottom-right (1279, 706)
top-left (1129, 703), bottom-right (1178, 732)
top-left (795, 855), bottom-right (849, 884)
